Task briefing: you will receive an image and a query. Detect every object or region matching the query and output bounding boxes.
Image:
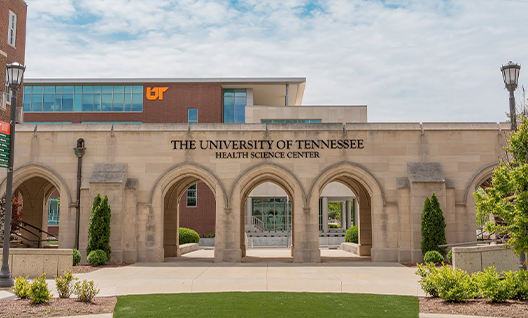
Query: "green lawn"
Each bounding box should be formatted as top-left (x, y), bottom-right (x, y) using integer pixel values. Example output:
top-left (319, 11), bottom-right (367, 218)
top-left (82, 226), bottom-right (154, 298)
top-left (114, 292), bottom-right (418, 318)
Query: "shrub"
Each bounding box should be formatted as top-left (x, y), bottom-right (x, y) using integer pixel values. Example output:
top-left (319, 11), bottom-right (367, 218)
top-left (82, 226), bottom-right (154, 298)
top-left (87, 249), bottom-right (108, 266)
top-left (73, 280), bottom-right (100, 302)
top-left (87, 194), bottom-right (112, 260)
top-left (434, 265), bottom-right (472, 302)
top-left (415, 262), bottom-right (440, 297)
top-left (503, 270), bottom-right (528, 300)
top-left (73, 249), bottom-right (81, 266)
top-left (421, 194), bottom-right (447, 256)
top-left (179, 228), bottom-right (200, 244)
top-left (474, 267), bottom-right (512, 302)
top-left (13, 276), bottom-right (30, 299)
top-left (345, 226), bottom-right (358, 243)
top-left (424, 251), bottom-right (444, 263)
top-left (29, 273), bottom-right (52, 304)
top-left (447, 250), bottom-right (453, 264)
top-left (55, 270), bottom-right (77, 298)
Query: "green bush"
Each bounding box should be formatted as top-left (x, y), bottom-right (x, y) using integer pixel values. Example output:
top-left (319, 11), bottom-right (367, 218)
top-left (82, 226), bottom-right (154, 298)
top-left (447, 250), bottom-right (453, 264)
top-left (73, 280), bottom-right (100, 302)
top-left (87, 249), bottom-right (108, 266)
top-left (434, 265), bottom-right (472, 302)
top-left (13, 276), bottom-right (30, 299)
top-left (503, 270), bottom-right (528, 300)
top-left (421, 194), bottom-right (447, 256)
top-left (29, 274), bottom-right (52, 304)
top-left (179, 228), bottom-right (200, 244)
top-left (415, 262), bottom-right (440, 297)
top-left (345, 226), bottom-right (358, 243)
top-left (87, 194), bottom-right (112, 260)
top-left (73, 249), bottom-right (81, 266)
top-left (474, 267), bottom-right (512, 302)
top-left (328, 223), bottom-right (341, 229)
top-left (55, 270), bottom-right (77, 298)
top-left (423, 251), bottom-right (444, 263)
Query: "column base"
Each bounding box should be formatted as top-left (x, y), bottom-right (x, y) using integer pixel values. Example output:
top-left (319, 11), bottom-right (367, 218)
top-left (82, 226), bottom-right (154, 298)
top-left (215, 248), bottom-right (242, 263)
top-left (293, 248), bottom-right (321, 263)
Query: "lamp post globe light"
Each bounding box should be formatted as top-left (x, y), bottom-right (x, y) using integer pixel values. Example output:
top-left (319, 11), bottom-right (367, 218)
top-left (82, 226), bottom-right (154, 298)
top-left (500, 61), bottom-right (526, 270)
top-left (0, 62), bottom-right (26, 287)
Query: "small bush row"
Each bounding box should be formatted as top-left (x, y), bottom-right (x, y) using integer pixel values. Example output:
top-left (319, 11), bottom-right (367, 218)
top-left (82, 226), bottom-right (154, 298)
top-left (345, 226), bottom-right (358, 243)
top-left (416, 263), bottom-right (528, 302)
top-left (14, 271), bottom-right (100, 304)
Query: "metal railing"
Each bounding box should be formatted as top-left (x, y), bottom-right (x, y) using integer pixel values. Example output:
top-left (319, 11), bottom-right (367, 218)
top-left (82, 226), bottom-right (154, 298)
top-left (251, 216), bottom-right (265, 232)
top-left (11, 220), bottom-right (59, 248)
top-left (438, 238), bottom-right (506, 248)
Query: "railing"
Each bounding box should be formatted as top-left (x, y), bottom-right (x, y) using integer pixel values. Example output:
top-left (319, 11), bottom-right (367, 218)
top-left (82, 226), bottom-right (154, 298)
top-left (251, 216), bottom-right (265, 232)
top-left (438, 238), bottom-right (506, 248)
top-left (11, 220), bottom-right (59, 248)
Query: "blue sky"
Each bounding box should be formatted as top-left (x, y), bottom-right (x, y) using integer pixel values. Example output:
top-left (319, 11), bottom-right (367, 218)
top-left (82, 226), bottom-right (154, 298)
top-left (24, 0), bottom-right (528, 122)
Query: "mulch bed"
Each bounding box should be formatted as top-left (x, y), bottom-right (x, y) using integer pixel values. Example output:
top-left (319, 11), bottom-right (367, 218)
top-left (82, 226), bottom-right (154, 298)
top-left (420, 297), bottom-right (528, 318)
top-left (72, 263), bottom-right (129, 274)
top-left (0, 297), bottom-right (116, 318)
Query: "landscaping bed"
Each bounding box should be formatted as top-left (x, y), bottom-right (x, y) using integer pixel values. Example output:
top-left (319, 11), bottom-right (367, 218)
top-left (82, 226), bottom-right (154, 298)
top-left (420, 297), bottom-right (528, 318)
top-left (0, 296), bottom-right (116, 318)
top-left (72, 263), bottom-right (129, 274)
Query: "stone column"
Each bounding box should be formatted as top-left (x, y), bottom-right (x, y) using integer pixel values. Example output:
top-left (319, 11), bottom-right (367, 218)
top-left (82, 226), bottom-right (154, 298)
top-left (353, 199), bottom-right (358, 226)
top-left (346, 200), bottom-right (352, 229)
top-left (322, 197), bottom-right (328, 232)
top-left (246, 198), bottom-right (252, 228)
top-left (340, 201), bottom-right (345, 229)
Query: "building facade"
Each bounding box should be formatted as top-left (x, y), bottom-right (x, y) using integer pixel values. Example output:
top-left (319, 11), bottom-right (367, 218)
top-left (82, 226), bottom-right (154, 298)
top-left (0, 0), bottom-right (27, 122)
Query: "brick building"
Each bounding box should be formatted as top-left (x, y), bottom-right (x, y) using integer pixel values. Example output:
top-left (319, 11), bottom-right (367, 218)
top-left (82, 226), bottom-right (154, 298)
top-left (0, 0), bottom-right (27, 122)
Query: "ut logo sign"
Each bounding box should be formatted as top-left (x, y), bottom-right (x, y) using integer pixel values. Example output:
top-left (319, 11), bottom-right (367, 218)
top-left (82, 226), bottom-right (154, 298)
top-left (146, 87), bottom-right (169, 101)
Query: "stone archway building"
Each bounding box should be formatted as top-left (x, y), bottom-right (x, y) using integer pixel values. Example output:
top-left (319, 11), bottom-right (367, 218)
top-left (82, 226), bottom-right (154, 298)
top-left (0, 122), bottom-right (506, 264)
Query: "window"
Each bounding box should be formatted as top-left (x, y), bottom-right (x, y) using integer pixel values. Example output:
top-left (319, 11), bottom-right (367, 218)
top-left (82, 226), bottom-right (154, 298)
top-left (187, 184), bottom-right (197, 207)
top-left (261, 119), bottom-right (322, 124)
top-left (48, 198), bottom-right (60, 226)
top-left (8, 11), bottom-right (16, 47)
top-left (5, 70), bottom-right (11, 105)
top-left (188, 108), bottom-right (198, 124)
top-left (223, 89), bottom-right (246, 123)
top-left (22, 85), bottom-right (143, 112)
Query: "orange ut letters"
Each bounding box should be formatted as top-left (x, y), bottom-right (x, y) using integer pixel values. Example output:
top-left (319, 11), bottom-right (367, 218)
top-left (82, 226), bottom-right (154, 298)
top-left (146, 87), bottom-right (169, 101)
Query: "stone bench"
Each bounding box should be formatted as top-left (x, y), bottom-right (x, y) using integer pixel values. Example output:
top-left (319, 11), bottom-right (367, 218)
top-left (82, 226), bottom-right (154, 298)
top-left (340, 242), bottom-right (358, 254)
top-left (179, 243), bottom-right (200, 255)
top-left (0, 248), bottom-right (72, 278)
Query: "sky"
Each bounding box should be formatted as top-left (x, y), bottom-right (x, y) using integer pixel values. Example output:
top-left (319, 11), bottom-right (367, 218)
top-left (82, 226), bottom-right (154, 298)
top-left (23, 0), bottom-right (528, 122)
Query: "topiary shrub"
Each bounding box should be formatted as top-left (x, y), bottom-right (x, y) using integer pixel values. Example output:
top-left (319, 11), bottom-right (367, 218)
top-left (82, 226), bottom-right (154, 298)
top-left (421, 194), bottom-right (447, 256)
top-left (87, 249), bottom-right (108, 266)
top-left (179, 228), bottom-right (200, 244)
top-left (345, 225), bottom-right (358, 243)
top-left (29, 273), bottom-right (53, 304)
top-left (87, 194), bottom-right (111, 261)
top-left (423, 251), bottom-right (444, 263)
top-left (474, 267), bottom-right (513, 302)
top-left (447, 250), bottom-right (453, 264)
top-left (73, 249), bottom-right (81, 266)
top-left (13, 276), bottom-right (30, 299)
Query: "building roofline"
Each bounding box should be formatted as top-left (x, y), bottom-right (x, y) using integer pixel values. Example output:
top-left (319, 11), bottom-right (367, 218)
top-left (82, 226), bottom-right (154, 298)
top-left (24, 77), bottom-right (307, 84)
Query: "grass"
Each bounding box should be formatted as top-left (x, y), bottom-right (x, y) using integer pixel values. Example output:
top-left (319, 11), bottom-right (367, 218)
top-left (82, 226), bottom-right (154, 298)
top-left (114, 292), bottom-right (419, 318)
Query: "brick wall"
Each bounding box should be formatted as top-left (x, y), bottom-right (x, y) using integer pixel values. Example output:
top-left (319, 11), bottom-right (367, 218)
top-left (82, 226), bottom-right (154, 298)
top-left (0, 0), bottom-right (27, 122)
top-left (178, 182), bottom-right (216, 236)
top-left (24, 82), bottom-right (224, 124)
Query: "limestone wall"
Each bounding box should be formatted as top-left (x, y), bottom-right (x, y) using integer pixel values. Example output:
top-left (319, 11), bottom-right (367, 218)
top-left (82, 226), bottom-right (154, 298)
top-left (0, 122), bottom-right (508, 263)
top-left (453, 244), bottom-right (520, 274)
top-left (0, 248), bottom-right (72, 278)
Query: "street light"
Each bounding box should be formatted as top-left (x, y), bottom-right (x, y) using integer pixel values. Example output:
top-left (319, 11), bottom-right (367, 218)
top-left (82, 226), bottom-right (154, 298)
top-left (501, 61), bottom-right (521, 131)
top-left (0, 62), bottom-right (26, 287)
top-left (500, 61), bottom-right (526, 271)
top-left (73, 138), bottom-right (86, 250)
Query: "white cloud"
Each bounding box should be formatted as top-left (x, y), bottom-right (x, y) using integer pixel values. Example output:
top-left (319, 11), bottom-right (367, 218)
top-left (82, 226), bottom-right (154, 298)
top-left (23, 0), bottom-right (528, 122)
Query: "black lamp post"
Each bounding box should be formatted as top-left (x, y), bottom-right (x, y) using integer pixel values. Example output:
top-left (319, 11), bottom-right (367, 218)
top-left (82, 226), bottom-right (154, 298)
top-left (0, 62), bottom-right (26, 287)
top-left (73, 138), bottom-right (85, 250)
top-left (500, 61), bottom-right (526, 270)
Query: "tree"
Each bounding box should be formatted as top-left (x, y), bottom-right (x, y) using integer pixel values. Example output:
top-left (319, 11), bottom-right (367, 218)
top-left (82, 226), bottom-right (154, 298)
top-left (328, 202), bottom-right (341, 221)
top-left (421, 193), bottom-right (447, 256)
top-left (86, 194), bottom-right (111, 260)
top-left (475, 118), bottom-right (528, 260)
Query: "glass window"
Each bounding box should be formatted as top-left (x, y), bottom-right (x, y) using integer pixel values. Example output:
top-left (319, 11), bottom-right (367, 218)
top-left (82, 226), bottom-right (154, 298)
top-left (93, 86), bottom-right (101, 93)
top-left (31, 94), bottom-right (43, 111)
top-left (62, 94), bottom-right (73, 111)
top-left (8, 11), bottom-right (16, 47)
top-left (223, 96), bottom-right (234, 123)
top-left (102, 86), bottom-right (112, 93)
top-left (44, 86), bottom-right (55, 93)
top-left (234, 97), bottom-right (246, 123)
top-left (54, 95), bottom-right (62, 111)
top-left (112, 93), bottom-right (124, 111)
top-left (55, 86), bottom-right (62, 94)
top-left (223, 89), bottom-right (246, 123)
top-left (125, 86), bottom-right (132, 93)
top-left (124, 93), bottom-right (132, 111)
top-left (187, 184), bottom-right (197, 207)
top-left (47, 198), bottom-right (60, 226)
top-left (101, 94), bottom-right (112, 111)
top-left (83, 86), bottom-right (93, 93)
top-left (82, 94), bottom-right (93, 111)
top-left (132, 86), bottom-right (142, 94)
top-left (74, 86), bottom-right (82, 93)
top-left (113, 85), bottom-right (124, 93)
top-left (74, 94), bottom-right (82, 112)
top-left (32, 86), bottom-right (43, 94)
top-left (43, 95), bottom-right (54, 112)
top-left (63, 86), bottom-right (74, 94)
top-left (188, 108), bottom-right (198, 124)
top-left (23, 94), bottom-right (31, 111)
top-left (23, 86), bottom-right (31, 94)
top-left (93, 94), bottom-right (101, 111)
top-left (131, 94), bottom-right (143, 111)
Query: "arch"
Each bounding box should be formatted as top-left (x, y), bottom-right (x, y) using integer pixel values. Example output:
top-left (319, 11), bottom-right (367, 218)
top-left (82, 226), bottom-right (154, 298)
top-left (229, 162), bottom-right (307, 207)
top-left (0, 163), bottom-right (73, 207)
top-left (308, 161), bottom-right (385, 204)
top-left (462, 161), bottom-right (499, 206)
top-left (148, 162), bottom-right (228, 207)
